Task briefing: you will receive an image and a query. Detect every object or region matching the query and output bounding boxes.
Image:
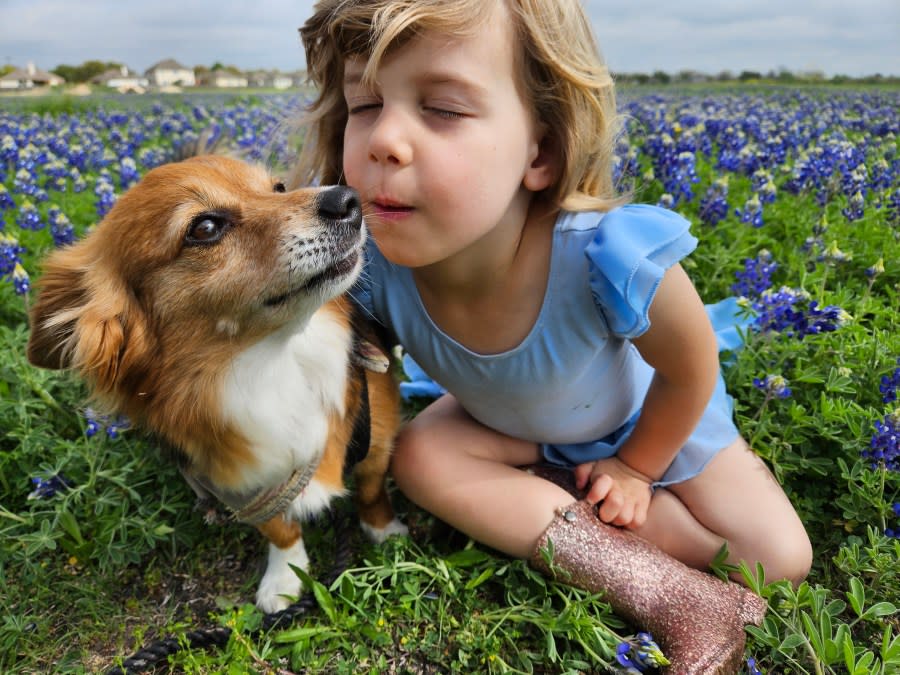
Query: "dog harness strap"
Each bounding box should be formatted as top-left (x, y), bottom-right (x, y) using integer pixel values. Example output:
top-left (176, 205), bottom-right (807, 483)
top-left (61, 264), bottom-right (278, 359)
top-left (344, 364), bottom-right (371, 471)
top-left (189, 456), bottom-right (322, 527)
top-left (229, 459), bottom-right (321, 525)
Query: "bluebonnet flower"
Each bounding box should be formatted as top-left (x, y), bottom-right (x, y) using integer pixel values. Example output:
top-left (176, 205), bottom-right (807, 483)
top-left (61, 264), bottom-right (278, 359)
top-left (83, 408), bottom-right (131, 439)
top-left (886, 503), bottom-right (900, 538)
top-left (1, 134), bottom-right (18, 163)
top-left (0, 183), bottom-right (14, 212)
top-left (656, 193), bottom-right (675, 210)
top-left (28, 474), bottom-right (73, 500)
top-left (865, 258), bottom-right (885, 280)
top-left (751, 169), bottom-right (777, 204)
top-left (12, 167), bottom-right (38, 196)
top-left (16, 199), bottom-right (42, 231)
top-left (138, 146), bottom-right (169, 170)
top-left (842, 190), bottom-right (866, 222)
top-left (118, 157), bottom-right (140, 189)
top-left (615, 632), bottom-right (669, 672)
top-left (70, 167), bottom-right (87, 193)
top-left (11, 263), bottom-right (30, 295)
top-left (732, 250), bottom-right (777, 298)
top-left (747, 656), bottom-right (763, 674)
top-left (47, 206), bottom-right (75, 247)
top-left (735, 194), bottom-right (764, 228)
top-left (94, 176), bottom-right (117, 219)
top-left (1, 233), bottom-right (27, 288)
top-left (881, 359), bottom-right (900, 404)
top-left (862, 410), bottom-right (899, 473)
top-left (698, 177), bottom-right (729, 227)
top-left (754, 374), bottom-right (792, 399)
top-left (752, 286), bottom-right (849, 339)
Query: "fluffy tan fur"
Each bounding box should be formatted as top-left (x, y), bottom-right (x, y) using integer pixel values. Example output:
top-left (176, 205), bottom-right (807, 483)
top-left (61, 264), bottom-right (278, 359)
top-left (26, 155), bottom-right (402, 607)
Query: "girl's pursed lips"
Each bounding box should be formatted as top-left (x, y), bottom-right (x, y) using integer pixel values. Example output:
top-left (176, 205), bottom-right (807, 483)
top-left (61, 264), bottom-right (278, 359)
top-left (372, 195), bottom-right (413, 209)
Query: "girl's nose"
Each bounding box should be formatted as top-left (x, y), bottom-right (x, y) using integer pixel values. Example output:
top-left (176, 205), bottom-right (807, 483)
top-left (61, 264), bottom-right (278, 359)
top-left (367, 108), bottom-right (413, 167)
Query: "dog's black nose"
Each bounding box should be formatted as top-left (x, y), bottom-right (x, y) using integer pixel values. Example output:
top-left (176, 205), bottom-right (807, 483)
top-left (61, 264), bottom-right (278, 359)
top-left (317, 186), bottom-right (362, 229)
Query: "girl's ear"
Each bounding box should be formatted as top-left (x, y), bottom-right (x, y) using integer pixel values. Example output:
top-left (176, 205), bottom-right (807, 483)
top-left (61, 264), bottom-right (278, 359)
top-left (523, 130), bottom-right (561, 193)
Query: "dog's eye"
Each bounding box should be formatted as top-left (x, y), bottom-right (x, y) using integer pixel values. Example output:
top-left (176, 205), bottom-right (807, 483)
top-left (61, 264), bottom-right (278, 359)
top-left (273, 182), bottom-right (286, 193)
top-left (185, 214), bottom-right (230, 245)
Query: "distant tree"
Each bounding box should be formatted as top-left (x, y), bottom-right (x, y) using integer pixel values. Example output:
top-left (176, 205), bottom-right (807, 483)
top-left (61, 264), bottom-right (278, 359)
top-left (651, 70), bottom-right (671, 84)
top-left (738, 70), bottom-right (762, 81)
top-left (52, 60), bottom-right (121, 83)
top-left (0, 64), bottom-right (13, 77)
top-left (776, 68), bottom-right (796, 83)
top-left (715, 70), bottom-right (733, 82)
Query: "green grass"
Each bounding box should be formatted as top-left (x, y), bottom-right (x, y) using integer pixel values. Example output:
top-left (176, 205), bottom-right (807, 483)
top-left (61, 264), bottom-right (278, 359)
top-left (1, 87), bottom-right (899, 674)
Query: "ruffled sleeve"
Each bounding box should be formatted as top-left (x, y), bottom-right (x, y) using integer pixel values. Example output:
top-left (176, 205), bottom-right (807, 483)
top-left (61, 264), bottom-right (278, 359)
top-left (585, 204), bottom-right (698, 339)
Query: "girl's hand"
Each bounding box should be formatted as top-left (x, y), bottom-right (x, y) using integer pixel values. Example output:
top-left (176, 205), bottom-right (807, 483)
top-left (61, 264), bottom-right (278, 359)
top-left (573, 457), bottom-right (654, 529)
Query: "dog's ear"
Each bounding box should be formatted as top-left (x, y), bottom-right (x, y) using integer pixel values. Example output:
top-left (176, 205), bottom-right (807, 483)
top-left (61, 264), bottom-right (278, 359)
top-left (26, 245), bottom-right (92, 370)
top-left (27, 244), bottom-right (153, 398)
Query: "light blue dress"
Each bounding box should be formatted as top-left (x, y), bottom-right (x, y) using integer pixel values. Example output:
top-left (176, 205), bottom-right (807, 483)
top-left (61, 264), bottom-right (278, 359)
top-left (354, 204), bottom-right (741, 487)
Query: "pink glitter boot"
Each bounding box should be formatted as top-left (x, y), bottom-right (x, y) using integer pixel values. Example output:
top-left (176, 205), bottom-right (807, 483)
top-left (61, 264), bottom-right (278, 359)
top-left (530, 499), bottom-right (767, 674)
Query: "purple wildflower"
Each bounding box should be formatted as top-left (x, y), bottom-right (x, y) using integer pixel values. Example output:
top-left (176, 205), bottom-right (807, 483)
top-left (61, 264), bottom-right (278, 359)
top-left (735, 194), bottom-right (764, 228)
top-left (28, 474), bottom-right (73, 500)
top-left (862, 412), bottom-right (899, 473)
top-left (616, 632), bottom-right (669, 672)
top-left (752, 287), bottom-right (849, 339)
top-left (698, 177), bottom-right (730, 227)
top-left (732, 251), bottom-right (777, 298)
top-left (881, 359), bottom-right (900, 404)
top-left (754, 375), bottom-right (792, 399)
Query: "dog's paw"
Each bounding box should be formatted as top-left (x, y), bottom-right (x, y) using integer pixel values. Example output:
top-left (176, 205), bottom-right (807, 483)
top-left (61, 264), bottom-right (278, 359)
top-left (360, 517), bottom-right (409, 544)
top-left (255, 540), bottom-right (309, 613)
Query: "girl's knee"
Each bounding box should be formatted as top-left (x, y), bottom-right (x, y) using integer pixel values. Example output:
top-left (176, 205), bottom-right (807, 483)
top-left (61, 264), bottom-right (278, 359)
top-left (751, 529), bottom-right (813, 587)
top-left (390, 425), bottom-right (432, 489)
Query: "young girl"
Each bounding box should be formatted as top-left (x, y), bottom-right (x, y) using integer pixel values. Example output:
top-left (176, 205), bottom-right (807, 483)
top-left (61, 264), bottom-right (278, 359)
top-left (296, 1), bottom-right (812, 670)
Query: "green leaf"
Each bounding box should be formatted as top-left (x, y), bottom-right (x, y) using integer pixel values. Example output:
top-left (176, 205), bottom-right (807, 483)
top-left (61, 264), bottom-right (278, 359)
top-left (861, 602), bottom-right (897, 620)
top-left (847, 577), bottom-right (865, 618)
top-left (464, 567), bottom-right (495, 591)
top-left (444, 549), bottom-right (491, 567)
top-left (290, 564), bottom-right (337, 623)
top-left (57, 509), bottom-right (83, 546)
top-left (779, 633), bottom-right (808, 650)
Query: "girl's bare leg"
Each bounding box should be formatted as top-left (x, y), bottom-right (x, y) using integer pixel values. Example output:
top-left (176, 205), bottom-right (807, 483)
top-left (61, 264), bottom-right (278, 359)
top-left (390, 395), bottom-right (573, 557)
top-left (392, 396), bottom-right (811, 585)
top-left (633, 437), bottom-right (812, 584)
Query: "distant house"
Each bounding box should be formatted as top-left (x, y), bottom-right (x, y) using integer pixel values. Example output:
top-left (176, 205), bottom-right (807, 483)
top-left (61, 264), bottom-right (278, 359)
top-left (196, 70), bottom-right (249, 88)
top-left (247, 70), bottom-right (294, 90)
top-left (0, 62), bottom-right (65, 90)
top-left (144, 59), bottom-right (196, 87)
top-left (91, 65), bottom-right (149, 92)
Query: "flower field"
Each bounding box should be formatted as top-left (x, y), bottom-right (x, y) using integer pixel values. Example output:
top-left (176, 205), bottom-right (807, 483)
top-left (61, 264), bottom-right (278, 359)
top-left (1, 88), bottom-right (899, 673)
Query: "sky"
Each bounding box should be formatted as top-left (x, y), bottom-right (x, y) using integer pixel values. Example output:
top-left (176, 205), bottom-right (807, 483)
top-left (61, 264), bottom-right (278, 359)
top-left (1, 0), bottom-right (898, 78)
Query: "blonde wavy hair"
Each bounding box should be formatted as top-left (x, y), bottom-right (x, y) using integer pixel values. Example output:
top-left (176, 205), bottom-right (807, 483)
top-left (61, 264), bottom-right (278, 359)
top-left (291, 0), bottom-right (624, 212)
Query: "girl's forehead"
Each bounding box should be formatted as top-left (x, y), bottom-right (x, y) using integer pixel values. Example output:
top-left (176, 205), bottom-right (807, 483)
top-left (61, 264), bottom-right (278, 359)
top-left (342, 11), bottom-right (518, 86)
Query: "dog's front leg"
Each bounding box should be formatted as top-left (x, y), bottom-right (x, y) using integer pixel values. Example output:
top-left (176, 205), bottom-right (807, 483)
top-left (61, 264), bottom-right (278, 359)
top-left (256, 515), bottom-right (308, 613)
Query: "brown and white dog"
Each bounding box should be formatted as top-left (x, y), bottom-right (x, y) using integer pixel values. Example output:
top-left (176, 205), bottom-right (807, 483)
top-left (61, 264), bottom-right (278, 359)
top-left (26, 155), bottom-right (406, 612)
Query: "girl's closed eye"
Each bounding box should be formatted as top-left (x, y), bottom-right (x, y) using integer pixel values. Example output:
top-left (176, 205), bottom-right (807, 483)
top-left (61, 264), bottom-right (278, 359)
top-left (347, 101), bottom-right (381, 115)
top-left (424, 106), bottom-right (466, 121)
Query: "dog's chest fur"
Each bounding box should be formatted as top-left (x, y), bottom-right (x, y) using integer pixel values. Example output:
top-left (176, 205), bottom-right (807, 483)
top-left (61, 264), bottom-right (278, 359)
top-left (219, 307), bottom-right (352, 493)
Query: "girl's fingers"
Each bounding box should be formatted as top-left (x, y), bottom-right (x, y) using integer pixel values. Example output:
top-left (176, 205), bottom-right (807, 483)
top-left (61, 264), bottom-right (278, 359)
top-left (573, 462), bottom-right (594, 490)
top-left (597, 485), bottom-right (624, 522)
top-left (585, 472), bottom-right (613, 504)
